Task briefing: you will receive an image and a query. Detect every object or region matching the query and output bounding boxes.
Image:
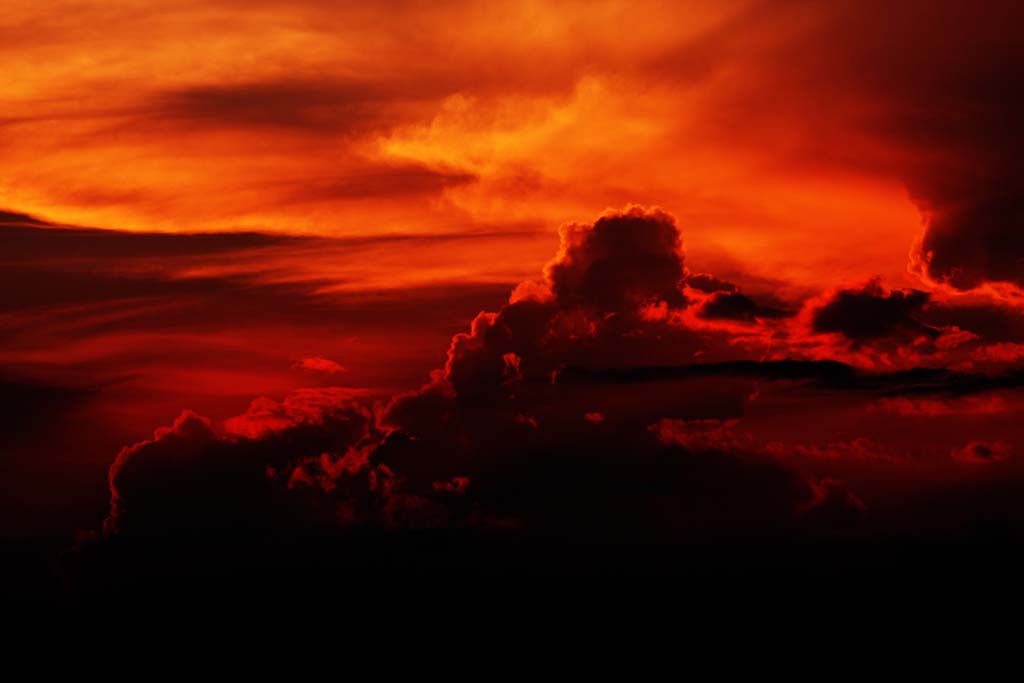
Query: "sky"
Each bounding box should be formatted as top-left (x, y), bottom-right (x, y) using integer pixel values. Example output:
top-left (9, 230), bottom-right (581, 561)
top-left (3, 1), bottom-right (1024, 595)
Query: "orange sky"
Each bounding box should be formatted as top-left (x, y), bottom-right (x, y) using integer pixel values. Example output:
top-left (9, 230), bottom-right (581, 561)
top-left (1, 0), bottom-right (926, 292)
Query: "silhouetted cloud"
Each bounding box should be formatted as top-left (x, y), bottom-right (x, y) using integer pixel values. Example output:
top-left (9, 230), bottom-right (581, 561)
top-left (105, 390), bottom-right (376, 536)
top-left (95, 207), bottom-right (874, 544)
top-left (696, 290), bottom-right (785, 322)
top-left (810, 280), bottom-right (935, 344)
top-left (685, 272), bottom-right (738, 294)
top-left (545, 206), bottom-right (687, 313)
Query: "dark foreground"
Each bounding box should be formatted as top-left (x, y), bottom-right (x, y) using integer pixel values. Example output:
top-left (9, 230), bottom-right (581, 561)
top-left (4, 526), bottom-right (1023, 608)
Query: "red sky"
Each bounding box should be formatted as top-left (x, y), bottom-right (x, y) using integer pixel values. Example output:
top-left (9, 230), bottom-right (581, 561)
top-left (2, 1), bottom-right (928, 279)
top-left (3, 1), bottom-right (1024, 590)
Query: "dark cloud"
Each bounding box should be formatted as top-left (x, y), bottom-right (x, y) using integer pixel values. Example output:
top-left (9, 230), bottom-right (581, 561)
top-left (877, 1), bottom-right (1024, 291)
top-left (0, 209), bottom-right (49, 227)
top-left (94, 206), bottom-right (868, 547)
top-left (919, 300), bottom-right (1024, 345)
top-left (381, 206), bottom-right (760, 442)
top-left (798, 2), bottom-right (1024, 292)
top-left (23, 201), bottom-right (1024, 597)
top-left (0, 263), bottom-right (299, 315)
top-left (682, 270), bottom-right (789, 323)
top-left (810, 280), bottom-right (936, 344)
top-left (546, 206), bottom-right (687, 313)
top-left (0, 221), bottom-right (297, 264)
top-left (696, 290), bottom-right (785, 322)
top-left (363, 207), bottom-right (871, 540)
top-left (913, 193), bottom-right (1024, 291)
top-left (851, 367), bottom-right (1024, 399)
top-left (559, 359), bottom-right (854, 386)
top-left (146, 79), bottom-right (408, 133)
top-left (685, 272), bottom-right (738, 294)
top-left (0, 208), bottom-right (535, 262)
top-left (556, 358), bottom-right (1024, 402)
top-left (22, 191), bottom-right (1024, 557)
top-left (652, 1), bottom-right (1024, 292)
top-left (105, 390), bottom-right (376, 535)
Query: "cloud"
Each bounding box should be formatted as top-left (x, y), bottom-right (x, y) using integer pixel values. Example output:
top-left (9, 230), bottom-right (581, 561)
top-left (104, 389), bottom-right (377, 536)
top-left (97, 206), bottom-right (874, 543)
top-left (951, 440), bottom-right (1012, 464)
top-left (0, 217), bottom-right (536, 412)
top-left (782, 278), bottom-right (1001, 368)
top-left (559, 359), bottom-right (854, 385)
top-left (748, 2), bottom-right (1024, 292)
top-left (871, 395), bottom-right (1010, 417)
top-left (223, 388), bottom-right (369, 440)
top-left (810, 280), bottom-right (935, 345)
top-left (685, 272), bottom-right (738, 294)
top-left (146, 79), bottom-right (403, 133)
top-left (695, 290), bottom-right (784, 323)
top-left (0, 217), bottom-right (298, 265)
top-left (0, 209), bottom-right (49, 227)
top-left (381, 206), bottom-right (755, 434)
top-left (66, 198), bottom-right (1024, 592)
top-left (918, 299), bottom-right (1024, 345)
top-left (295, 356), bottom-right (347, 374)
top-left (368, 207), bottom-right (871, 535)
top-left (544, 205), bottom-right (687, 313)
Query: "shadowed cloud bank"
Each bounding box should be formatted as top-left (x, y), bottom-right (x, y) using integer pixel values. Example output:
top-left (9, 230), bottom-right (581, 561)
top-left (47, 206), bottom-right (1022, 601)
top-left (101, 208), bottom-right (854, 541)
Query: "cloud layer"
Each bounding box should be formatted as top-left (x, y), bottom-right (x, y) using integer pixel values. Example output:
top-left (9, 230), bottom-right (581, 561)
top-left (102, 206), bottom-right (1024, 552)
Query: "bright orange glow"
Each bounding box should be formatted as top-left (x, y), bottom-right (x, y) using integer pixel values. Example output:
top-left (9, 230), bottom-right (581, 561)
top-left (1, 0), bottom-right (923, 290)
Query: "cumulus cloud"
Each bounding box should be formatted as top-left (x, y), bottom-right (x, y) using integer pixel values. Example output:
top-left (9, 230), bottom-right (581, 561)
top-left (544, 205), bottom-right (687, 313)
top-left (100, 206), bottom-right (876, 544)
top-left (380, 207), bottom-right (775, 452)
top-left (105, 389), bottom-right (379, 536)
top-left (94, 195), bottom-right (1024, 555)
top-left (76, 197), bottom-right (1024, 591)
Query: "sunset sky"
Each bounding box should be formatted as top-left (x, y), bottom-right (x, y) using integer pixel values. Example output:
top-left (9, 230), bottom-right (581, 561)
top-left (4, 1), bottom-right (1024, 596)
